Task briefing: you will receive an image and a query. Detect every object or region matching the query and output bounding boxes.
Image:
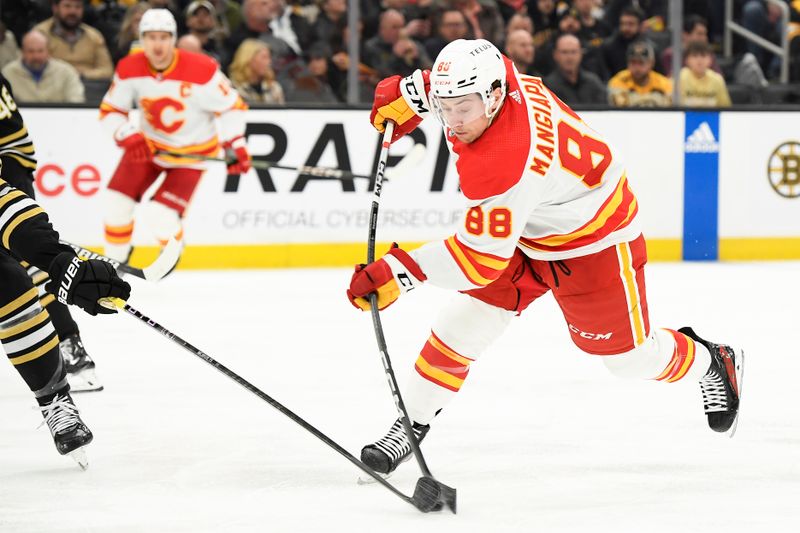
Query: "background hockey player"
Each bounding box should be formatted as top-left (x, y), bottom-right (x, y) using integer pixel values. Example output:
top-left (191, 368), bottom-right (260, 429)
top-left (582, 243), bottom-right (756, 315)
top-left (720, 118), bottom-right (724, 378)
top-left (0, 164), bottom-right (130, 467)
top-left (99, 9), bottom-right (250, 263)
top-left (347, 39), bottom-right (743, 476)
top-left (0, 72), bottom-right (103, 392)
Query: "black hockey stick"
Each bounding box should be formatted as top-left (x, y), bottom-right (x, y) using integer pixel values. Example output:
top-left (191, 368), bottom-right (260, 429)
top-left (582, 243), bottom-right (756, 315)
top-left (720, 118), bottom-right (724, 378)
top-left (155, 150), bottom-right (373, 180)
top-left (61, 238), bottom-right (181, 282)
top-left (364, 122), bottom-right (457, 514)
top-left (99, 297), bottom-right (440, 512)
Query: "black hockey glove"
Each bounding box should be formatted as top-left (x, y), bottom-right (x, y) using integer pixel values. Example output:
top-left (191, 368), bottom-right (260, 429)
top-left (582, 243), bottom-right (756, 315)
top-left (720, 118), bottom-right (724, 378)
top-left (46, 252), bottom-right (132, 316)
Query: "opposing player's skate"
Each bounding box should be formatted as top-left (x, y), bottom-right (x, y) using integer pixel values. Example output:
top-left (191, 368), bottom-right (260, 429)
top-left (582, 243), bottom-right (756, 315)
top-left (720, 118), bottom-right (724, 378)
top-left (39, 392), bottom-right (93, 469)
top-left (361, 418), bottom-right (430, 477)
top-left (61, 334), bottom-right (103, 392)
top-left (679, 327), bottom-right (744, 437)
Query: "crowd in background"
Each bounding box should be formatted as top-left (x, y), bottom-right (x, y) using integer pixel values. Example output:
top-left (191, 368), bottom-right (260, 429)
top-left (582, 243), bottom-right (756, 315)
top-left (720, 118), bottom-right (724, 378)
top-left (1, 0), bottom-right (800, 108)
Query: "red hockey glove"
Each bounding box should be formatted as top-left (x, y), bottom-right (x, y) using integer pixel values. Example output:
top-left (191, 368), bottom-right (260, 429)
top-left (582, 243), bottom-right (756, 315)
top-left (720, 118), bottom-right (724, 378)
top-left (223, 136), bottom-right (252, 174)
top-left (114, 123), bottom-right (152, 164)
top-left (347, 244), bottom-right (427, 311)
top-left (370, 69), bottom-right (431, 143)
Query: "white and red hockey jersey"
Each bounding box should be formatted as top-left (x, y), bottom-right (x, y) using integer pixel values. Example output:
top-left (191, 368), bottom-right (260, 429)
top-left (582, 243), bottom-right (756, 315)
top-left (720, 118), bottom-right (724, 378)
top-left (99, 49), bottom-right (248, 167)
top-left (410, 57), bottom-right (641, 290)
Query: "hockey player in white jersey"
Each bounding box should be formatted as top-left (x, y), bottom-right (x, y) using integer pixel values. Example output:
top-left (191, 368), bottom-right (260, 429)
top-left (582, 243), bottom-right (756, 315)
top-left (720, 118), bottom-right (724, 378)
top-left (347, 39), bottom-right (744, 475)
top-left (99, 9), bottom-right (250, 262)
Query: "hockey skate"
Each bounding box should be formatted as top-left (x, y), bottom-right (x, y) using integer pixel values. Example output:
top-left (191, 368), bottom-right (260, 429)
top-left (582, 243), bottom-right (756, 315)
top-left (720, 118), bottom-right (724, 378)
top-left (61, 334), bottom-right (103, 392)
top-left (39, 392), bottom-right (93, 469)
top-left (679, 327), bottom-right (744, 437)
top-left (359, 418), bottom-right (430, 482)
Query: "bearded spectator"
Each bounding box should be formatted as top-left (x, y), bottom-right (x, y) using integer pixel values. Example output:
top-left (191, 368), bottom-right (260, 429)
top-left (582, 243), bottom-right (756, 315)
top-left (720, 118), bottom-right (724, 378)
top-left (34, 0), bottom-right (114, 80)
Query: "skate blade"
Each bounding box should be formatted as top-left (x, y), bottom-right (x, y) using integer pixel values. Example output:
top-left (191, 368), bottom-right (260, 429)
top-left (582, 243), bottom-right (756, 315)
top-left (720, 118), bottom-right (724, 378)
top-left (357, 471), bottom-right (393, 485)
top-left (68, 447), bottom-right (89, 470)
top-left (68, 368), bottom-right (104, 393)
top-left (727, 349), bottom-right (745, 439)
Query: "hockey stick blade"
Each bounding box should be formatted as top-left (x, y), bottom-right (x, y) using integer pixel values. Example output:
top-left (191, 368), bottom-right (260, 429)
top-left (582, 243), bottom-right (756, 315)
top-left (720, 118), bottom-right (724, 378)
top-left (412, 476), bottom-right (457, 513)
top-left (98, 297), bottom-right (435, 513)
top-left (141, 237), bottom-right (182, 281)
top-left (62, 239), bottom-right (181, 282)
top-left (385, 143), bottom-right (426, 180)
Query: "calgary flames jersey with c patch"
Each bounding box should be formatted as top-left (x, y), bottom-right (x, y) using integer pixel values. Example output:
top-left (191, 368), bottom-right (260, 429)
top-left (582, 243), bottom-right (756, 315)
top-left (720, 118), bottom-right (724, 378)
top-left (99, 49), bottom-right (247, 168)
top-left (410, 57), bottom-right (641, 290)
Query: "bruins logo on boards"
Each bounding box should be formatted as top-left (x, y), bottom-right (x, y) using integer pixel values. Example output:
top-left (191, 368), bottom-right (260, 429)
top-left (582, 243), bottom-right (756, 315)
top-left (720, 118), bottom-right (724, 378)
top-left (768, 141), bottom-right (800, 198)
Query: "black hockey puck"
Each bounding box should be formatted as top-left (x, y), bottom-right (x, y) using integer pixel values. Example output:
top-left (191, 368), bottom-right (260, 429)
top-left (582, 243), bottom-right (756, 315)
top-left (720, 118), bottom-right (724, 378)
top-left (412, 476), bottom-right (457, 513)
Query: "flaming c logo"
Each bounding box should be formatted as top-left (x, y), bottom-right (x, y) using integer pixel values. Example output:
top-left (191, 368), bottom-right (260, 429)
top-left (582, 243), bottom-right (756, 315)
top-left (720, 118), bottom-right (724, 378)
top-left (140, 97), bottom-right (185, 134)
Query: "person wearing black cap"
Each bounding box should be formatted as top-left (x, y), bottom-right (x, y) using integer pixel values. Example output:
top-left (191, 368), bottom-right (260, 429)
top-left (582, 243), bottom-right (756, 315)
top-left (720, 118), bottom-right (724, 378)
top-left (607, 39), bottom-right (672, 107)
top-left (185, 0), bottom-right (224, 64)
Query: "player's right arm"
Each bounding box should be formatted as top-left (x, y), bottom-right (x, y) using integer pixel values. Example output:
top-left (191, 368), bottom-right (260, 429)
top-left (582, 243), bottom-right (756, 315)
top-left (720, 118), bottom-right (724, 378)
top-left (99, 62), bottom-right (151, 162)
top-left (370, 69), bottom-right (432, 143)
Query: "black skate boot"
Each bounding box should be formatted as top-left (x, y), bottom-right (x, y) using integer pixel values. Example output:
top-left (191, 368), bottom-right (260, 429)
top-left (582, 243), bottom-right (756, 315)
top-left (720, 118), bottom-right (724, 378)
top-left (361, 418), bottom-right (430, 475)
top-left (61, 334), bottom-right (103, 392)
top-left (39, 391), bottom-right (93, 469)
top-left (679, 327), bottom-right (744, 437)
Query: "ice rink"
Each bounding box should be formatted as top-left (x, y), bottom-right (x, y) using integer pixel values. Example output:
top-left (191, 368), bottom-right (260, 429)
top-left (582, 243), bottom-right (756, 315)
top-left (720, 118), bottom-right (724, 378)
top-left (1, 261), bottom-right (798, 533)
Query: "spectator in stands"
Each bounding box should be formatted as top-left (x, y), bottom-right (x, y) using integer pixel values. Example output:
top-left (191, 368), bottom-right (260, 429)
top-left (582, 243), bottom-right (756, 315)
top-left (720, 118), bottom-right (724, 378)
top-left (573, 0), bottom-right (612, 45)
top-left (603, 0), bottom-right (668, 33)
top-left (528, 0), bottom-right (559, 48)
top-left (608, 39), bottom-right (672, 107)
top-left (545, 33), bottom-right (607, 105)
top-left (535, 7), bottom-right (583, 75)
top-left (314, 0), bottom-right (348, 47)
top-left (363, 9), bottom-right (431, 78)
top-left (434, 0), bottom-right (505, 44)
top-left (506, 12), bottom-right (534, 35)
top-left (661, 15), bottom-right (721, 77)
top-left (283, 41), bottom-right (340, 103)
top-left (505, 29), bottom-right (538, 76)
top-left (177, 34), bottom-right (204, 54)
top-left (740, 0), bottom-right (786, 75)
top-left (185, 0), bottom-right (225, 64)
top-left (601, 5), bottom-right (645, 79)
top-left (497, 0), bottom-right (526, 22)
top-left (229, 38), bottom-right (286, 104)
top-left (425, 9), bottom-right (469, 60)
top-left (225, 0), bottom-right (295, 75)
top-left (0, 22), bottom-right (20, 70)
top-left (679, 40), bottom-right (731, 107)
top-left (1, 30), bottom-right (85, 103)
top-left (209, 0), bottom-right (244, 40)
top-left (270, 0), bottom-right (317, 56)
top-left (35, 0), bottom-right (114, 80)
top-left (112, 2), bottom-right (150, 63)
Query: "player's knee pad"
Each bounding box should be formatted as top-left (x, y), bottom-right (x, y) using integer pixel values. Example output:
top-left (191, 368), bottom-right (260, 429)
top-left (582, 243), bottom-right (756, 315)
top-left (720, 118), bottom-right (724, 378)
top-left (142, 200), bottom-right (182, 242)
top-left (104, 189), bottom-right (137, 225)
top-left (601, 329), bottom-right (673, 379)
top-left (432, 292), bottom-right (514, 359)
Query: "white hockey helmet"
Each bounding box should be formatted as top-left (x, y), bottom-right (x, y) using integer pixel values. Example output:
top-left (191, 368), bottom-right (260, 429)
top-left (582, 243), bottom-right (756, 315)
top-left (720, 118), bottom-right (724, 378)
top-left (429, 39), bottom-right (507, 127)
top-left (139, 9), bottom-right (177, 42)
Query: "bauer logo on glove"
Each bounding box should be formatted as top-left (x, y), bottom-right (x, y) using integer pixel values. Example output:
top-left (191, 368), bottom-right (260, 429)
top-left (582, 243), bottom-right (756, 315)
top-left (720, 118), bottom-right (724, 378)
top-left (347, 244), bottom-right (427, 311)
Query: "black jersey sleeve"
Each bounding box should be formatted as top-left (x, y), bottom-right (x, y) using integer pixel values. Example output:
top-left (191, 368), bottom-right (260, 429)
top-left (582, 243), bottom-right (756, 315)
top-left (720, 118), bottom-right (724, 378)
top-left (0, 178), bottom-right (73, 271)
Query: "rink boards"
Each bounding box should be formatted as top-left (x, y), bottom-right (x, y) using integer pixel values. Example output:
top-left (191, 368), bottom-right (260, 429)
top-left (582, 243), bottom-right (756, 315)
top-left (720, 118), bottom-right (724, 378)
top-left (20, 107), bottom-right (800, 267)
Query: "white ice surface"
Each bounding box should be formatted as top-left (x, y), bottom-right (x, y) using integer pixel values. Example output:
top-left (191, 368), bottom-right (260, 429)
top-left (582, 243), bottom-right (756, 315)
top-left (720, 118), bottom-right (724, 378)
top-left (1, 262), bottom-right (798, 532)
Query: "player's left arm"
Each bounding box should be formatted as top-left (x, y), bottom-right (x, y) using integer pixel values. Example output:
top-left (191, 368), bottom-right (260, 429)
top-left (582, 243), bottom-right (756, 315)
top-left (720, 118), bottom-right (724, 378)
top-left (199, 69), bottom-right (251, 173)
top-left (410, 176), bottom-right (540, 290)
top-left (347, 176), bottom-right (541, 310)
